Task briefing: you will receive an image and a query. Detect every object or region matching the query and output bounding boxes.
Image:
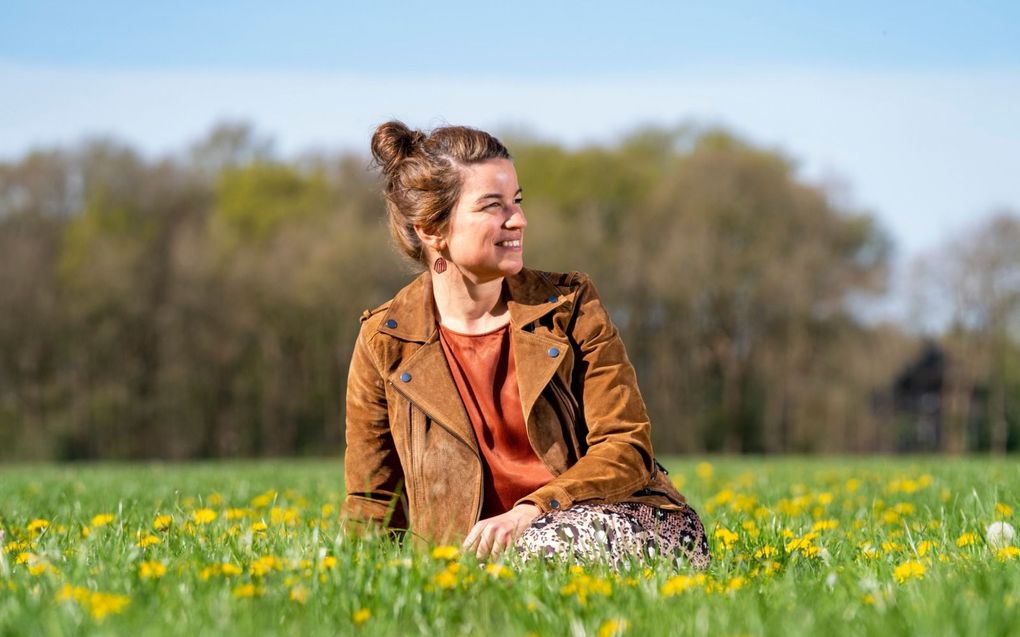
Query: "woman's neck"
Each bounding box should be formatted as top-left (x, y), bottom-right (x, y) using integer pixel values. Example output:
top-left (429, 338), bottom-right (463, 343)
top-left (431, 267), bottom-right (511, 334)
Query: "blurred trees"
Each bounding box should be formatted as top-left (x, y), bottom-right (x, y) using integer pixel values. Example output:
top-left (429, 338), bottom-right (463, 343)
top-left (0, 121), bottom-right (1013, 460)
top-left (910, 212), bottom-right (1020, 454)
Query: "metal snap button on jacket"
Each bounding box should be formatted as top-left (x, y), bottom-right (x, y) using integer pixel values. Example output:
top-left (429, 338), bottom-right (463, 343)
top-left (385, 319), bottom-right (398, 329)
top-left (548, 347), bottom-right (560, 358)
top-left (400, 372), bottom-right (412, 382)
top-left (549, 499), bottom-right (560, 509)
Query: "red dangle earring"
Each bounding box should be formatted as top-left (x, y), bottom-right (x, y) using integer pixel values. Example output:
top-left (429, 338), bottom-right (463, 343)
top-left (433, 256), bottom-right (447, 274)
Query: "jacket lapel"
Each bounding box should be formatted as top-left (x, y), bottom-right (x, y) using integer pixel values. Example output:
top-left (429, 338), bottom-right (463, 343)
top-left (379, 267), bottom-right (571, 452)
top-left (506, 269), bottom-right (570, 425)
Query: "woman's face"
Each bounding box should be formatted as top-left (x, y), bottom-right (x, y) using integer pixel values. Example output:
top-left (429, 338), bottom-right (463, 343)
top-left (442, 158), bottom-right (527, 281)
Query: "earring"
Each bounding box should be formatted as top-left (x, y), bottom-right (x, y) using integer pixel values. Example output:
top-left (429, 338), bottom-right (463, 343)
top-left (433, 256), bottom-right (447, 274)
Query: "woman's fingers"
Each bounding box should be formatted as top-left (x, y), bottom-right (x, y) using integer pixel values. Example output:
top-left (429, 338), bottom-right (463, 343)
top-left (462, 521), bottom-right (484, 552)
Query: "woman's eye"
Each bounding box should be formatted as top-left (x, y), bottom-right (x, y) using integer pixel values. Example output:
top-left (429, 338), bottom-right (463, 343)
top-left (514, 198), bottom-right (523, 205)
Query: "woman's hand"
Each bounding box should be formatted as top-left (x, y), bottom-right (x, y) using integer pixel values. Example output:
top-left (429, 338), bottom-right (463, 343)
top-left (462, 504), bottom-right (542, 559)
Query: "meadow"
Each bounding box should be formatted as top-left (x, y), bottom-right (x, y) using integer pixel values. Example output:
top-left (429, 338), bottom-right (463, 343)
top-left (1, 457), bottom-right (1018, 636)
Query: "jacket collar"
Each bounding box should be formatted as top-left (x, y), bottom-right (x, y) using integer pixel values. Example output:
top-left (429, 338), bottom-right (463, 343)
top-left (378, 267), bottom-right (568, 342)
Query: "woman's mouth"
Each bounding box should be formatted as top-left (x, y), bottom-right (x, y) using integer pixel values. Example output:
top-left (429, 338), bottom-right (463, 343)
top-left (496, 239), bottom-right (521, 248)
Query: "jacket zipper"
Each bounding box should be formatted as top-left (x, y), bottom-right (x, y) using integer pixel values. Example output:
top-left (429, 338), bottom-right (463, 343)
top-left (389, 380), bottom-right (485, 524)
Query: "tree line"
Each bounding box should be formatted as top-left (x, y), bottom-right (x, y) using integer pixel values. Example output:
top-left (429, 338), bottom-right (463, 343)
top-left (1, 122), bottom-right (1017, 460)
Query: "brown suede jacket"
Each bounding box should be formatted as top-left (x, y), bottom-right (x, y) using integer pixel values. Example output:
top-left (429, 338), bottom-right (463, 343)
top-left (342, 267), bottom-right (688, 543)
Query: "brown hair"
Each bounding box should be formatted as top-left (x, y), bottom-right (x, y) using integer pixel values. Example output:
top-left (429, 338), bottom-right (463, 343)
top-left (370, 121), bottom-right (511, 264)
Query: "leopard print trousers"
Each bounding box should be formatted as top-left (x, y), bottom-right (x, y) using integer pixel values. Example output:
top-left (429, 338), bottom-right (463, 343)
top-left (513, 502), bottom-right (711, 571)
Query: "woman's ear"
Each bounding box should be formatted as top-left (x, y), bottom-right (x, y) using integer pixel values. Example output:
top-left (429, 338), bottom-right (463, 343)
top-left (415, 225), bottom-right (445, 253)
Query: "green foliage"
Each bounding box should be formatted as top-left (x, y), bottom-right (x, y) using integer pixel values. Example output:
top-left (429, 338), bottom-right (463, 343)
top-left (213, 163), bottom-right (331, 241)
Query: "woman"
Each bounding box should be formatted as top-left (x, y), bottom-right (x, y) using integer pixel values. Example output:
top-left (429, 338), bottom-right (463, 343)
top-left (343, 121), bottom-right (709, 571)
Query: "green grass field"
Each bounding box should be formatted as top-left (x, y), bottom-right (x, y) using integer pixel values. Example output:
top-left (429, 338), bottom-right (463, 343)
top-left (2, 457), bottom-right (1019, 636)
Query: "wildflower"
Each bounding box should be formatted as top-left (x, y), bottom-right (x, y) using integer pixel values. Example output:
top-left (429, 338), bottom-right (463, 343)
top-left (193, 509), bottom-right (217, 525)
top-left (353, 608), bottom-right (372, 625)
top-left (725, 576), bottom-right (747, 593)
top-left (484, 563), bottom-right (513, 579)
top-left (917, 540), bottom-right (934, 557)
top-left (695, 462), bottom-right (713, 481)
top-left (250, 490), bottom-right (277, 508)
top-left (985, 521), bottom-right (1016, 550)
top-left (661, 574), bottom-right (705, 596)
top-left (956, 533), bottom-right (978, 548)
top-left (893, 560), bottom-right (926, 583)
top-left (434, 569), bottom-right (459, 590)
top-left (561, 573), bottom-right (612, 604)
top-left (812, 519), bottom-right (839, 532)
top-left (221, 562), bottom-right (242, 576)
top-left (136, 534), bottom-right (161, 548)
top-left (232, 583), bottom-right (263, 598)
top-left (270, 507), bottom-right (299, 526)
top-left (27, 519), bottom-right (49, 534)
top-left (713, 527), bottom-right (738, 550)
top-left (845, 478), bottom-right (860, 492)
top-left (207, 493), bottom-right (223, 506)
top-left (597, 618), bottom-right (629, 637)
top-left (153, 515), bottom-right (173, 532)
top-left (251, 521), bottom-right (268, 533)
top-left (996, 546), bottom-right (1020, 561)
top-left (225, 508), bottom-right (250, 520)
top-left (138, 561), bottom-right (166, 580)
top-left (289, 585), bottom-right (309, 603)
top-left (431, 545), bottom-right (460, 560)
top-left (995, 502), bottom-right (1014, 518)
top-left (91, 514), bottom-right (114, 527)
top-left (754, 545), bottom-right (777, 559)
top-left (87, 592), bottom-right (130, 620)
top-left (249, 555), bottom-right (282, 577)
top-left (320, 556), bottom-right (337, 571)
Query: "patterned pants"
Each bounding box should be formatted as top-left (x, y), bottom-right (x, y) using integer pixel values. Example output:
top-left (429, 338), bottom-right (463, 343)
top-left (513, 502), bottom-right (711, 571)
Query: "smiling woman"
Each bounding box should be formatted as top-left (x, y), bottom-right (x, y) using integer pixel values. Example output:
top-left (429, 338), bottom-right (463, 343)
top-left (341, 120), bottom-right (709, 571)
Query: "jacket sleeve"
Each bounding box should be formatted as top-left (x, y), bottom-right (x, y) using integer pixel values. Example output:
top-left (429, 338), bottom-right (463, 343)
top-left (341, 323), bottom-right (408, 532)
top-left (517, 272), bottom-right (655, 512)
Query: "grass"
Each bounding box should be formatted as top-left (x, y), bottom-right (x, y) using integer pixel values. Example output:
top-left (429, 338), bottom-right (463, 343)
top-left (1, 457), bottom-right (1019, 636)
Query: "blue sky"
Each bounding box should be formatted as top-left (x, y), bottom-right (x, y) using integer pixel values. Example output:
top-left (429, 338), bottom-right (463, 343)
top-left (3, 1), bottom-right (1019, 283)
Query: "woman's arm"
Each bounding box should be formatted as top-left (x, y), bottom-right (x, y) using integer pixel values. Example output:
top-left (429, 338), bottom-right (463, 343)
top-left (341, 326), bottom-right (407, 533)
top-left (517, 272), bottom-right (655, 513)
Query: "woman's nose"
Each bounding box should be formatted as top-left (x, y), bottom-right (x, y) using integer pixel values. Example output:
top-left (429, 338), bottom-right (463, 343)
top-left (506, 206), bottom-right (527, 229)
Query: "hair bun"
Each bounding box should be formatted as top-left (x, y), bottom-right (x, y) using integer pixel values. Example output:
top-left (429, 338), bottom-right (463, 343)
top-left (371, 121), bottom-right (425, 176)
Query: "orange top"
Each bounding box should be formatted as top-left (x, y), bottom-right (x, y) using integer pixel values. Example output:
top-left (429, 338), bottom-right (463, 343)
top-left (438, 322), bottom-right (555, 517)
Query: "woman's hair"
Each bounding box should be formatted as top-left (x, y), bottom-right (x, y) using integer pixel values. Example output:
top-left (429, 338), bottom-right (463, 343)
top-left (370, 121), bottom-right (511, 264)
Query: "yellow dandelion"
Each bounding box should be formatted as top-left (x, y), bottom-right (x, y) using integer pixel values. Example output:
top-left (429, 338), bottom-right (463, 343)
top-left (713, 527), bottom-right (738, 550)
top-left (956, 532), bottom-right (978, 548)
top-left (320, 556), bottom-right (337, 570)
top-left (695, 462), bottom-right (713, 481)
top-left (484, 563), bottom-right (513, 579)
top-left (661, 573), bottom-right (705, 596)
top-left (251, 521), bottom-right (268, 533)
top-left (289, 585), bottom-right (309, 603)
top-left (995, 502), bottom-right (1014, 518)
top-left (597, 618), bottom-right (629, 637)
top-left (136, 534), bottom-right (161, 548)
top-left (91, 514), bottom-right (114, 527)
top-left (250, 490), bottom-right (277, 508)
top-left (995, 546), bottom-right (1020, 561)
top-left (433, 569), bottom-right (458, 589)
top-left (221, 562), bottom-right (243, 576)
top-left (812, 519), bottom-right (839, 532)
top-left (153, 514), bottom-right (173, 532)
top-left (138, 561), bottom-right (166, 580)
top-left (431, 545), bottom-right (460, 560)
top-left (88, 592), bottom-right (130, 620)
top-left (232, 583), bottom-right (263, 598)
top-left (893, 560), bottom-right (926, 584)
top-left (193, 509), bottom-right (217, 525)
top-left (27, 519), bottom-right (49, 534)
top-left (917, 540), bottom-right (934, 557)
top-left (353, 608), bottom-right (372, 625)
top-left (754, 545), bottom-right (777, 559)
